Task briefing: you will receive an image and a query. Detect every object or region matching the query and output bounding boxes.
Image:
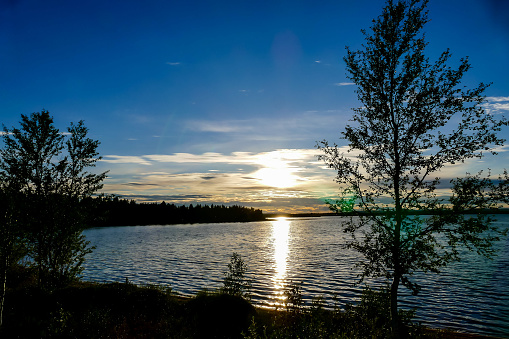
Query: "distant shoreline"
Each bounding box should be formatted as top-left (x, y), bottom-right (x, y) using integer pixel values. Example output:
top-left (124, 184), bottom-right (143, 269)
top-left (87, 208), bottom-right (509, 228)
top-left (264, 209), bottom-right (509, 219)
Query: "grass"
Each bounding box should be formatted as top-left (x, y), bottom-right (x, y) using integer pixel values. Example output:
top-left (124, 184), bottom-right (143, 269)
top-left (1, 280), bottom-right (253, 338)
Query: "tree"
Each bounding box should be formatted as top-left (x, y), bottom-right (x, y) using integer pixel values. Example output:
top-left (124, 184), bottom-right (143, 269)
top-left (0, 173), bottom-right (27, 327)
top-left (0, 110), bottom-right (107, 291)
top-left (221, 252), bottom-right (252, 300)
top-left (318, 0), bottom-right (508, 336)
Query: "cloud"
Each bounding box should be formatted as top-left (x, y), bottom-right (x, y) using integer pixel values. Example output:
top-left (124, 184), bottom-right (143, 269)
top-left (101, 155), bottom-right (152, 165)
top-left (186, 120), bottom-right (253, 133)
top-left (145, 152), bottom-right (251, 164)
top-left (490, 145), bottom-right (509, 153)
top-left (334, 82), bottom-right (355, 86)
top-left (101, 147), bottom-right (508, 214)
top-left (486, 96), bottom-right (509, 102)
top-left (98, 145), bottom-right (507, 214)
top-left (123, 182), bottom-right (160, 187)
top-left (103, 170), bottom-right (269, 198)
top-left (143, 149), bottom-right (322, 167)
top-left (118, 194), bottom-right (213, 202)
top-left (101, 147), bottom-right (491, 181)
top-left (184, 110), bottom-right (349, 144)
top-left (166, 62), bottom-right (181, 66)
top-left (99, 148), bottom-right (338, 212)
top-left (483, 96), bottom-right (509, 114)
top-left (487, 103), bottom-right (509, 112)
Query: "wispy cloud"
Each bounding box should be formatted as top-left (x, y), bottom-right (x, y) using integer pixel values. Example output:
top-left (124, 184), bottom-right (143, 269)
top-left (490, 145), bottom-right (509, 153)
top-left (186, 120), bottom-right (254, 133)
top-left (100, 149), bottom-right (334, 205)
top-left (484, 96), bottom-right (509, 114)
top-left (145, 152), bottom-right (250, 164)
top-left (97, 145), bottom-right (508, 213)
top-left (334, 82), bottom-right (355, 86)
top-left (101, 155), bottom-right (152, 165)
top-left (314, 60), bottom-right (332, 66)
top-left (486, 103), bottom-right (509, 112)
top-left (486, 96), bottom-right (509, 102)
top-left (166, 62), bottom-right (181, 66)
top-left (185, 110), bottom-right (348, 140)
top-left (118, 194), bottom-right (214, 202)
top-left (104, 149), bottom-right (323, 167)
top-left (124, 182), bottom-right (160, 187)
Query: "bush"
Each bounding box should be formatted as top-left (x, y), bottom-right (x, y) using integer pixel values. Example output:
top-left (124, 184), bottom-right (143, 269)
top-left (343, 286), bottom-right (421, 338)
top-left (221, 252), bottom-right (252, 300)
top-left (186, 292), bottom-right (256, 338)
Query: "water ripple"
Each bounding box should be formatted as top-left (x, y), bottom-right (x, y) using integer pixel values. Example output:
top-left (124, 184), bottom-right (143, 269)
top-left (83, 216), bottom-right (509, 337)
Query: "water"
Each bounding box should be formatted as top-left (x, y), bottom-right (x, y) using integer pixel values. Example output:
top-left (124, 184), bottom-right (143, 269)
top-left (82, 215), bottom-right (509, 337)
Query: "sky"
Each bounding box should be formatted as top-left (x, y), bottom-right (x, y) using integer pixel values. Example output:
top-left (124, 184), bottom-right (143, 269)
top-left (1, 0), bottom-right (508, 213)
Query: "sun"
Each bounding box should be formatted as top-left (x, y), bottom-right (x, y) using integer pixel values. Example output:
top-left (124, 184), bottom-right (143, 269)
top-left (253, 150), bottom-right (304, 188)
top-left (254, 167), bottom-right (298, 188)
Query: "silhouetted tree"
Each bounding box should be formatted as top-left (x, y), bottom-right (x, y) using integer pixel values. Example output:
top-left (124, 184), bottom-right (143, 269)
top-left (0, 110), bottom-right (107, 290)
top-left (221, 252), bottom-right (251, 300)
top-left (318, 0), bottom-right (508, 336)
top-left (91, 199), bottom-right (265, 226)
top-left (0, 175), bottom-right (27, 327)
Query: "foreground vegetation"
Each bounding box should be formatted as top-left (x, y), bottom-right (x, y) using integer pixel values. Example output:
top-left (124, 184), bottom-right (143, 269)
top-left (0, 264), bottom-right (497, 339)
top-left (0, 111), bottom-right (108, 327)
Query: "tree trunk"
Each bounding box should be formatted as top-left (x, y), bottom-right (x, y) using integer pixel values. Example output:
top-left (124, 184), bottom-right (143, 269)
top-left (0, 254), bottom-right (7, 328)
top-left (391, 103), bottom-right (403, 337)
top-left (390, 272), bottom-right (401, 338)
top-left (391, 208), bottom-right (403, 338)
top-left (391, 203), bottom-right (402, 337)
top-left (391, 102), bottom-right (402, 338)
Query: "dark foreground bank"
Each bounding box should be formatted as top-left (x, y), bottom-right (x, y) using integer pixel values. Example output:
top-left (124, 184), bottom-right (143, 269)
top-left (1, 279), bottom-right (500, 339)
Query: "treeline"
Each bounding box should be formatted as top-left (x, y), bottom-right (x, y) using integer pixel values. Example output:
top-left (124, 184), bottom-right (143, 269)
top-left (90, 197), bottom-right (266, 227)
top-left (330, 208), bottom-right (509, 216)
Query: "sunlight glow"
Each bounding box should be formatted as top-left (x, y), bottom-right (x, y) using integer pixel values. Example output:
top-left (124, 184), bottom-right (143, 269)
top-left (254, 167), bottom-right (298, 188)
top-left (271, 217), bottom-right (291, 303)
top-left (254, 150), bottom-right (301, 188)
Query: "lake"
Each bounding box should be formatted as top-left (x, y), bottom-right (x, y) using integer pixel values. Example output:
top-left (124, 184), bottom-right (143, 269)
top-left (82, 215), bottom-right (509, 337)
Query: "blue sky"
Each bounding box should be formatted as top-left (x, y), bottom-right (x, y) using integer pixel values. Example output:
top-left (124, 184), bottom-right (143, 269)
top-left (1, 0), bottom-right (508, 213)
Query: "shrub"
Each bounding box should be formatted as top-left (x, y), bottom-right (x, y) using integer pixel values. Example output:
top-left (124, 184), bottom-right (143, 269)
top-left (343, 286), bottom-right (420, 338)
top-left (221, 252), bottom-right (252, 300)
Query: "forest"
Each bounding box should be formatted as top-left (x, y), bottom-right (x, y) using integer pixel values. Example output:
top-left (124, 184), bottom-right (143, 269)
top-left (89, 197), bottom-right (266, 227)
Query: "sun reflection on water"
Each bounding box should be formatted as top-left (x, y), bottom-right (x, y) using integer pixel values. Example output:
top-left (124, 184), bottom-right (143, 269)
top-left (271, 217), bottom-right (291, 305)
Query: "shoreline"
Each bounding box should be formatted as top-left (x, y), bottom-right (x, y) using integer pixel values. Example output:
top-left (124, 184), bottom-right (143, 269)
top-left (265, 209), bottom-right (509, 219)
